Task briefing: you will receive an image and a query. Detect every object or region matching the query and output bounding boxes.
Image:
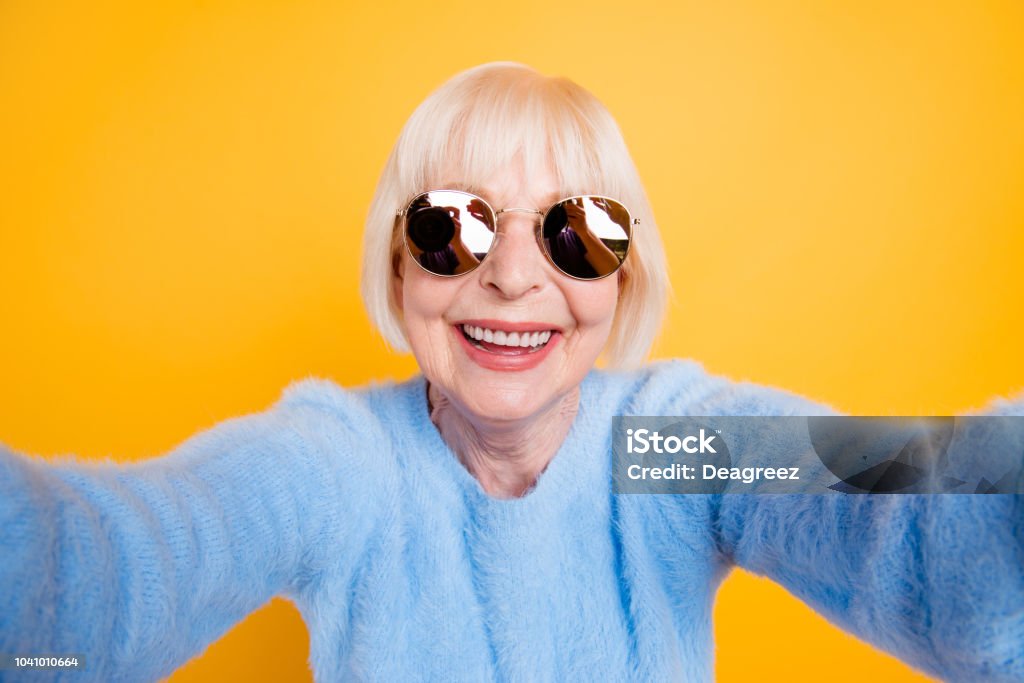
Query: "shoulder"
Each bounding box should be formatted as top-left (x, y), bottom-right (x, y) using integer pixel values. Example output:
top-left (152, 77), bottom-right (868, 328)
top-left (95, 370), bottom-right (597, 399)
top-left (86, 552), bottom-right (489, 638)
top-left (594, 358), bottom-right (840, 416)
top-left (271, 375), bottom-right (417, 479)
top-left (586, 358), bottom-right (724, 415)
top-left (278, 375), bottom-right (377, 414)
top-left (276, 375), bottom-right (412, 425)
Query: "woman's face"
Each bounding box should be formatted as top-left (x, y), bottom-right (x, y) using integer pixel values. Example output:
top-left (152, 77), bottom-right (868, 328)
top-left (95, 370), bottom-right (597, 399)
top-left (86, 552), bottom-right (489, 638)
top-left (394, 161), bottom-right (619, 424)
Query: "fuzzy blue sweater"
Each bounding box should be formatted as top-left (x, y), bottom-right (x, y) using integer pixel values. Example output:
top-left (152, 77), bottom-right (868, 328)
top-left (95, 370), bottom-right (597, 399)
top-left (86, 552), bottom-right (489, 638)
top-left (1, 359), bottom-right (1023, 682)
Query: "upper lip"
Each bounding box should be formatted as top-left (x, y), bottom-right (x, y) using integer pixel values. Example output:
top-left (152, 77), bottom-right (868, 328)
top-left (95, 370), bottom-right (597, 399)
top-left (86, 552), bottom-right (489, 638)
top-left (454, 319), bottom-right (562, 333)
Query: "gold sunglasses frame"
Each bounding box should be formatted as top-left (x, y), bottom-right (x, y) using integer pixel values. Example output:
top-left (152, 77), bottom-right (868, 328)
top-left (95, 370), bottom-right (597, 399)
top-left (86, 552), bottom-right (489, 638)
top-left (397, 189), bottom-right (638, 281)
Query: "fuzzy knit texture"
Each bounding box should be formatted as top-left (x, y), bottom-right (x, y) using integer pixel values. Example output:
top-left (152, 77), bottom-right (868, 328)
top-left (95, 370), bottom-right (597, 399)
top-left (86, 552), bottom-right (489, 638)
top-left (1, 359), bottom-right (1023, 682)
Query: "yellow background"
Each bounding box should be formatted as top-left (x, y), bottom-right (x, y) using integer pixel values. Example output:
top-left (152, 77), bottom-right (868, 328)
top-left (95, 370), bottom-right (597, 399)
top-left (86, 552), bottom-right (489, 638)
top-left (2, 1), bottom-right (1022, 681)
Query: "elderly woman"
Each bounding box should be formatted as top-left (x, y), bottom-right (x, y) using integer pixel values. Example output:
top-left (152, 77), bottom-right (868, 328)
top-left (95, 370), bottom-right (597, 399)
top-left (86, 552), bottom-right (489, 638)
top-left (1, 62), bottom-right (1022, 682)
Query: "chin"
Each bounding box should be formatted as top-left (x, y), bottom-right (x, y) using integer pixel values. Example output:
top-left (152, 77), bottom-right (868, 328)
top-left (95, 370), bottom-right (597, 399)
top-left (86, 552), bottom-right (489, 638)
top-left (450, 375), bottom-right (561, 424)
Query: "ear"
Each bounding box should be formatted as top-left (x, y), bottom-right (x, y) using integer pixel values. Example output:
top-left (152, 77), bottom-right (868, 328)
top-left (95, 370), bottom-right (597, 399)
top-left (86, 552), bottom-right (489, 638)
top-left (391, 250), bottom-right (405, 312)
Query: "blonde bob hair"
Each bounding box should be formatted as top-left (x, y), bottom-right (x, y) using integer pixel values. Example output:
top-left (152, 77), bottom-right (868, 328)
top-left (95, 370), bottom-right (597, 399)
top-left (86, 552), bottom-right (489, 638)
top-left (360, 62), bottom-right (669, 369)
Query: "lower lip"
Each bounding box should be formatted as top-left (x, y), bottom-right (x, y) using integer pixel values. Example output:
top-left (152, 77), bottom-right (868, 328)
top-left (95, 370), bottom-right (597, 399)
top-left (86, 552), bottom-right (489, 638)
top-left (454, 326), bottom-right (560, 372)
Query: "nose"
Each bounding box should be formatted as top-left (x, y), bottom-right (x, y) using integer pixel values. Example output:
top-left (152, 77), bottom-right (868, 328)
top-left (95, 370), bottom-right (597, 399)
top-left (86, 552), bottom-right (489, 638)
top-left (477, 212), bottom-right (548, 300)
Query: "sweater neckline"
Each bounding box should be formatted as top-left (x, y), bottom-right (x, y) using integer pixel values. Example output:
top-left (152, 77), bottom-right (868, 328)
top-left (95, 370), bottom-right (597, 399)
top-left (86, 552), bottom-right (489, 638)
top-left (399, 371), bottom-right (604, 512)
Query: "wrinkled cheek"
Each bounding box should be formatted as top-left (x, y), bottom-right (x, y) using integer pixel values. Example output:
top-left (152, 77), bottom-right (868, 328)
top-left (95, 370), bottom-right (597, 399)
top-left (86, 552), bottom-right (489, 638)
top-left (570, 280), bottom-right (619, 341)
top-left (405, 317), bottom-right (450, 378)
top-left (401, 280), bottom-right (461, 381)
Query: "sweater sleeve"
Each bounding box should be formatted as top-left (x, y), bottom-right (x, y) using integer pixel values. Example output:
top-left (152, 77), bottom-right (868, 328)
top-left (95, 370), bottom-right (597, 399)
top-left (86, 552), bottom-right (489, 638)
top-left (0, 388), bottom-right (372, 682)
top-left (687, 376), bottom-right (1024, 681)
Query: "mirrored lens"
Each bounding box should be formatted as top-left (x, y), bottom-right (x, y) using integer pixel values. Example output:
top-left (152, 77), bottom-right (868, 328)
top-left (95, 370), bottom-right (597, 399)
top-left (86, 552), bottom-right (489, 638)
top-left (541, 196), bottom-right (631, 279)
top-left (405, 191), bottom-right (496, 276)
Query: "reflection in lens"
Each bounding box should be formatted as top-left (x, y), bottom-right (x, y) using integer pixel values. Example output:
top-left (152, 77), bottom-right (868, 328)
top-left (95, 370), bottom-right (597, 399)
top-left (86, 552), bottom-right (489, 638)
top-left (542, 197), bottom-right (631, 279)
top-left (407, 206), bottom-right (456, 252)
top-left (405, 191), bottom-right (495, 276)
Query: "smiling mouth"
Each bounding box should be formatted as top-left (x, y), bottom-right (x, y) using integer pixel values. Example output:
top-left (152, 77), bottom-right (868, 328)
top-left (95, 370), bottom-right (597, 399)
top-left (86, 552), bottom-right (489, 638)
top-left (459, 324), bottom-right (555, 355)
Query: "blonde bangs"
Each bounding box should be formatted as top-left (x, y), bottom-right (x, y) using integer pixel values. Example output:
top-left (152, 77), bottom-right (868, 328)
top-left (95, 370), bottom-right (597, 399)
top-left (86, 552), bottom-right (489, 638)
top-left (396, 67), bottom-right (607, 201)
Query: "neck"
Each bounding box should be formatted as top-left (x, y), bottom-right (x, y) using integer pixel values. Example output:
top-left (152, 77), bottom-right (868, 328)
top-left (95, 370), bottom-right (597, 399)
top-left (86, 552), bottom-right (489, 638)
top-left (427, 382), bottom-right (580, 499)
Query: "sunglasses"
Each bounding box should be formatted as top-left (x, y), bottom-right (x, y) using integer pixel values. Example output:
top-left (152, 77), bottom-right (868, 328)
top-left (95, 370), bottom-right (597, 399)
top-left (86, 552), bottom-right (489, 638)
top-left (397, 189), bottom-right (636, 280)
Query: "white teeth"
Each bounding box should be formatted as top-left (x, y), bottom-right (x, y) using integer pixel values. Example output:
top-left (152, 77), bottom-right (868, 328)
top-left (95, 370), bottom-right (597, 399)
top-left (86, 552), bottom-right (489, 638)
top-left (461, 324), bottom-right (556, 349)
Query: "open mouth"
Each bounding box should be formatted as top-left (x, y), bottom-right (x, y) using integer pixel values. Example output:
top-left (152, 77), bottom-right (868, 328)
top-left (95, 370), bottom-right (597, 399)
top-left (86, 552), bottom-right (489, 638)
top-left (459, 324), bottom-right (555, 355)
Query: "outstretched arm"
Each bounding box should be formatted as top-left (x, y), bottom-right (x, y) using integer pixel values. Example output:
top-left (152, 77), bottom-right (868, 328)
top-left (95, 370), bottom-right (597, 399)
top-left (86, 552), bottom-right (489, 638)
top-left (0, 386), bottom-right (373, 682)
top-left (697, 379), bottom-right (1024, 681)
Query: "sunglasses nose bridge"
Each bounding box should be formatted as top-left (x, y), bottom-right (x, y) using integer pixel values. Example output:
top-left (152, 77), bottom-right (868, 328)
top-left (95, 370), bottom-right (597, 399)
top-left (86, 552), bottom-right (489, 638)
top-left (494, 207), bottom-right (545, 240)
top-left (480, 208), bottom-right (548, 270)
top-left (490, 207), bottom-right (542, 240)
top-left (495, 207), bottom-right (544, 221)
